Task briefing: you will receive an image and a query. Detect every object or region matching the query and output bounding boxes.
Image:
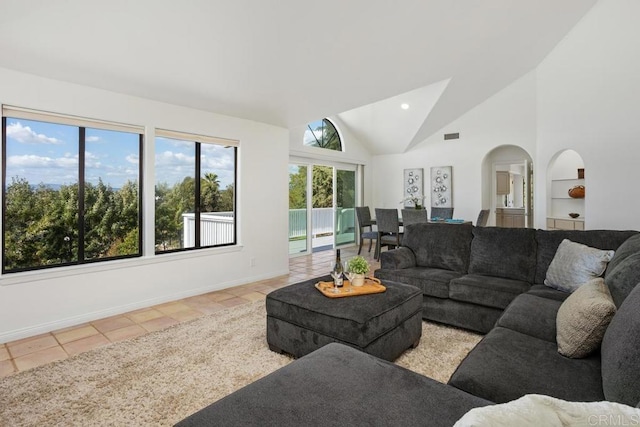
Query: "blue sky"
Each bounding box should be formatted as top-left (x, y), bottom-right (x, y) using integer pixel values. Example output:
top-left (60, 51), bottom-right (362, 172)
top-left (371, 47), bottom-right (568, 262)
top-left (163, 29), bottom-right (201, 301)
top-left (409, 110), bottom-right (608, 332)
top-left (155, 137), bottom-right (235, 189)
top-left (5, 118), bottom-right (235, 189)
top-left (303, 119), bottom-right (324, 146)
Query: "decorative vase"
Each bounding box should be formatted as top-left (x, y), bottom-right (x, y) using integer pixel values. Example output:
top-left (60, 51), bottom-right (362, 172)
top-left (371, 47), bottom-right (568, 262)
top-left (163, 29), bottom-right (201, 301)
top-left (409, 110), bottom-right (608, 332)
top-left (568, 185), bottom-right (585, 199)
top-left (351, 273), bottom-right (366, 287)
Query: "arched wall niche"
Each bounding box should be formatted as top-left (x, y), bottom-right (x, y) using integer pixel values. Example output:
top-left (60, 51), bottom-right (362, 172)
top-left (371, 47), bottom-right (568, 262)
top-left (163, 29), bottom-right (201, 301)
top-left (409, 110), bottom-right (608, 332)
top-left (481, 145), bottom-right (533, 227)
top-left (546, 149), bottom-right (586, 230)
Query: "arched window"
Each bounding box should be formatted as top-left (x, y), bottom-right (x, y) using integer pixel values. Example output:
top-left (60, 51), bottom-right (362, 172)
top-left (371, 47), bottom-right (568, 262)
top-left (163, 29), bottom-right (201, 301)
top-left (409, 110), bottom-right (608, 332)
top-left (303, 118), bottom-right (342, 151)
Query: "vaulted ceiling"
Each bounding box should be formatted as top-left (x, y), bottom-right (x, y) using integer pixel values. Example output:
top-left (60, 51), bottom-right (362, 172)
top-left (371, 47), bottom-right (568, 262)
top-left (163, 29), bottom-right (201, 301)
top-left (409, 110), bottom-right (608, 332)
top-left (0, 0), bottom-right (597, 153)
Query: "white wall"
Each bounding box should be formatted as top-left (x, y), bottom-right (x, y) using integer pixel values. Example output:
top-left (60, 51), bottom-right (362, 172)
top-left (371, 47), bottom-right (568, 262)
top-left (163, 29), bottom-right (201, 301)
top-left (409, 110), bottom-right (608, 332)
top-left (536, 0), bottom-right (640, 230)
top-left (372, 71), bottom-right (537, 224)
top-left (373, 0), bottom-right (640, 232)
top-left (0, 67), bottom-right (290, 342)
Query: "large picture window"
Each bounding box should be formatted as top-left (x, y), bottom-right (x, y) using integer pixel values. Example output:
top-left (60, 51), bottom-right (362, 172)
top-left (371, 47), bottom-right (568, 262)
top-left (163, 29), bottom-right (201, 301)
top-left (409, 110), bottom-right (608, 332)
top-left (155, 130), bottom-right (237, 253)
top-left (2, 107), bottom-right (143, 273)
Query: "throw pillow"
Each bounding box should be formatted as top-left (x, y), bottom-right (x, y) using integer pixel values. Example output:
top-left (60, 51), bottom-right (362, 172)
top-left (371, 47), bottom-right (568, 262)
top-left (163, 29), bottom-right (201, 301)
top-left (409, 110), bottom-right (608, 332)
top-left (556, 278), bottom-right (616, 358)
top-left (544, 239), bottom-right (615, 292)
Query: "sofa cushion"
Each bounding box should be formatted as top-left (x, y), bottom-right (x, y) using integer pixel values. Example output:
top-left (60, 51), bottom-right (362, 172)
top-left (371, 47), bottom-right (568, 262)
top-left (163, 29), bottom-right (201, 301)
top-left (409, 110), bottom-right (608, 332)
top-left (375, 267), bottom-right (462, 298)
top-left (534, 229), bottom-right (637, 285)
top-left (544, 239), bottom-right (614, 293)
top-left (496, 293), bottom-right (563, 343)
top-left (606, 234), bottom-right (640, 272)
top-left (448, 326), bottom-right (604, 404)
top-left (604, 234), bottom-right (640, 307)
top-left (556, 278), bottom-right (616, 358)
top-left (601, 282), bottom-right (640, 406)
top-left (379, 246), bottom-right (416, 270)
top-left (468, 227), bottom-right (537, 283)
top-left (177, 343), bottom-right (493, 427)
top-left (401, 222), bottom-right (473, 273)
top-left (423, 296), bottom-right (505, 334)
top-left (449, 274), bottom-right (530, 310)
top-left (525, 284), bottom-right (570, 302)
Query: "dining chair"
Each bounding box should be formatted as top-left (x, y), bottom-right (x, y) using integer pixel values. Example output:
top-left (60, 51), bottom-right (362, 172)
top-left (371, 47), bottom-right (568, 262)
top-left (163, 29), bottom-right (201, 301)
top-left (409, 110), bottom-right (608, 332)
top-left (355, 206), bottom-right (377, 255)
top-left (401, 208), bottom-right (429, 226)
top-left (476, 209), bottom-right (490, 227)
top-left (374, 208), bottom-right (402, 260)
top-left (431, 207), bottom-right (454, 220)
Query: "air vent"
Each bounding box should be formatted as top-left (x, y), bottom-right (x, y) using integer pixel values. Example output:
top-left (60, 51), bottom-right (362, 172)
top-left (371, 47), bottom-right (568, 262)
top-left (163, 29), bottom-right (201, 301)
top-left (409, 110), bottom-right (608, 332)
top-left (444, 133), bottom-right (460, 140)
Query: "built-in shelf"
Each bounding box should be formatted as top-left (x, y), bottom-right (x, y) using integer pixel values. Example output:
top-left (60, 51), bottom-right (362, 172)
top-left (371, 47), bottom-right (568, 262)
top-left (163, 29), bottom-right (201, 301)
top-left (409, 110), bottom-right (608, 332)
top-left (549, 178), bottom-right (584, 226)
top-left (547, 217), bottom-right (585, 230)
top-left (548, 151), bottom-right (585, 230)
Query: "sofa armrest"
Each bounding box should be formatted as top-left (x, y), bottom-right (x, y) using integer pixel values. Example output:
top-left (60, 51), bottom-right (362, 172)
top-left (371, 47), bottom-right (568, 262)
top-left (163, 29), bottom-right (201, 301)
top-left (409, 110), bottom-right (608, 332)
top-left (380, 247), bottom-right (416, 269)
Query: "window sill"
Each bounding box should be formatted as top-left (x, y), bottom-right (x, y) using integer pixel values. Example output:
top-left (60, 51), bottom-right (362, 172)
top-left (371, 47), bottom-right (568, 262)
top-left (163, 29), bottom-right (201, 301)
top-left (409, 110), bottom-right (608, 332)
top-left (0, 244), bottom-right (244, 286)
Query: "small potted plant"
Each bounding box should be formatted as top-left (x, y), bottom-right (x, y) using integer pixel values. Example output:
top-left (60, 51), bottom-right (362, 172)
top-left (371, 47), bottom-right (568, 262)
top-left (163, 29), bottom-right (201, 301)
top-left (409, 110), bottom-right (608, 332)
top-left (346, 256), bottom-right (369, 287)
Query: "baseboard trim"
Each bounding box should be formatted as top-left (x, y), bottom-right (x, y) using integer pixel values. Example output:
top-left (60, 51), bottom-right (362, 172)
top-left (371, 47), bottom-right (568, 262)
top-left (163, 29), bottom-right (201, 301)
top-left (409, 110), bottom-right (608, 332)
top-left (0, 268), bottom-right (289, 344)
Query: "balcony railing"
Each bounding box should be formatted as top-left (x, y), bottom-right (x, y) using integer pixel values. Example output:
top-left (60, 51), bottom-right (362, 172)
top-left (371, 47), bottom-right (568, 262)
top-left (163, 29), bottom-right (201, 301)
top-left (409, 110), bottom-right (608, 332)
top-left (182, 208), bottom-right (354, 250)
top-left (289, 207), bottom-right (354, 238)
top-left (182, 212), bottom-right (235, 247)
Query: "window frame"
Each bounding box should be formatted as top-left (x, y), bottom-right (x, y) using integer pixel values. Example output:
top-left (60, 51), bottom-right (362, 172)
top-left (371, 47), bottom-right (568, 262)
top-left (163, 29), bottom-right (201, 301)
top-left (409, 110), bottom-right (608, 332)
top-left (1, 107), bottom-right (144, 274)
top-left (154, 129), bottom-right (238, 254)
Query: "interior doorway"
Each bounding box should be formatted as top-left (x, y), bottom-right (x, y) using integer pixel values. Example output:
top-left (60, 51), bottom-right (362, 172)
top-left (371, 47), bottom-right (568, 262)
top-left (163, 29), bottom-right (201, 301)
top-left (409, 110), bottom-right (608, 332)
top-left (483, 145), bottom-right (534, 227)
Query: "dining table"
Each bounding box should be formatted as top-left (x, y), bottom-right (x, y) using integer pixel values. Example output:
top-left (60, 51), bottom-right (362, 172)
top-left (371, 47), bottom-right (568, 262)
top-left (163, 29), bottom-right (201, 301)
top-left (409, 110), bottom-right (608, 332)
top-left (370, 218), bottom-right (472, 225)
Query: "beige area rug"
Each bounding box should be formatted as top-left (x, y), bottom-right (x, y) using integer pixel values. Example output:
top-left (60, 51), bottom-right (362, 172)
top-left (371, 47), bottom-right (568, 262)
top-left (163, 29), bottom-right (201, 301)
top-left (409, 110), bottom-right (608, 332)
top-left (0, 301), bottom-right (482, 426)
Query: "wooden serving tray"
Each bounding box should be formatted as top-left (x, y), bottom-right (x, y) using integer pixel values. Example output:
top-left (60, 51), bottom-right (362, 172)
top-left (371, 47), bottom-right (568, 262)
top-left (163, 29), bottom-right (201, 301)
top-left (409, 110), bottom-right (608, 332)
top-left (315, 277), bottom-right (386, 298)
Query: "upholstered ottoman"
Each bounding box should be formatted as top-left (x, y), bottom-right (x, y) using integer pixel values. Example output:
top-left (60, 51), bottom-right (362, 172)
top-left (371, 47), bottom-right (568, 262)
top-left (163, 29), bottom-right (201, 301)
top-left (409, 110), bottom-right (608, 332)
top-left (266, 276), bottom-right (422, 361)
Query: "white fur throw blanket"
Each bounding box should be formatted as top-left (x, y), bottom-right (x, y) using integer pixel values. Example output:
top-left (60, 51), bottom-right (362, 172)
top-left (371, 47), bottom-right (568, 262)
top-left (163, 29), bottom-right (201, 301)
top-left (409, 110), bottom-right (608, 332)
top-left (454, 394), bottom-right (640, 427)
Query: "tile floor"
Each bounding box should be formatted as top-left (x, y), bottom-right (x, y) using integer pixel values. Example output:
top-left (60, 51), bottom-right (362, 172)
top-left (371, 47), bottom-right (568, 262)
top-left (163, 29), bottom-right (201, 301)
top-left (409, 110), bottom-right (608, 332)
top-left (0, 246), bottom-right (380, 378)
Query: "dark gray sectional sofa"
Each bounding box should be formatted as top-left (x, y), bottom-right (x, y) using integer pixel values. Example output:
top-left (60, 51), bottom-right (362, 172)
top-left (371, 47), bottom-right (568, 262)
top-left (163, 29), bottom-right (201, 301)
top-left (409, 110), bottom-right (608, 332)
top-left (375, 223), bottom-right (638, 333)
top-left (177, 225), bottom-right (640, 426)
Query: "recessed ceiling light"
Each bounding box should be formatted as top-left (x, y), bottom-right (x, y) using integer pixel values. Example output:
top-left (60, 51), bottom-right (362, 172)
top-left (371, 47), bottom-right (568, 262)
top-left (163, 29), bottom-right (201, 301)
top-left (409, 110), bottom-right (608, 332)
top-left (401, 103), bottom-right (410, 110)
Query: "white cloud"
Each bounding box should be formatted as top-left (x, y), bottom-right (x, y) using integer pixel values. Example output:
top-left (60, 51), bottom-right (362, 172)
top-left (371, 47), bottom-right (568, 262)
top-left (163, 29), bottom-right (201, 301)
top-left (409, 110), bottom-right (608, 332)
top-left (201, 154), bottom-right (234, 170)
top-left (155, 150), bottom-right (195, 167)
top-left (7, 154), bottom-right (77, 169)
top-left (126, 154), bottom-right (139, 165)
top-left (156, 137), bottom-right (193, 149)
top-left (85, 136), bottom-right (100, 142)
top-left (6, 122), bottom-right (63, 145)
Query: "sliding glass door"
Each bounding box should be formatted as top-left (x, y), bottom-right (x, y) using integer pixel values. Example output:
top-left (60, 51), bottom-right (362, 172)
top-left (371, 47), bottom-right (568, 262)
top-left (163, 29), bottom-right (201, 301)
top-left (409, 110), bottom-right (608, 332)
top-left (335, 169), bottom-right (355, 247)
top-left (288, 164), bottom-right (308, 255)
top-left (288, 160), bottom-right (358, 255)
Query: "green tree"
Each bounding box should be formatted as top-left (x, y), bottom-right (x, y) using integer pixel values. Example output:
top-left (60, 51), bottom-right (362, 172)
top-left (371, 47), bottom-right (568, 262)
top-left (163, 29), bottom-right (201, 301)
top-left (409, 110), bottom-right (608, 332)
top-left (312, 166), bottom-right (333, 208)
top-left (84, 180), bottom-right (115, 259)
top-left (219, 183), bottom-right (235, 212)
top-left (336, 170), bottom-right (355, 208)
top-left (109, 228), bottom-right (139, 256)
top-left (155, 182), bottom-right (178, 250)
top-left (4, 177), bottom-right (41, 269)
top-left (201, 172), bottom-right (220, 212)
top-left (4, 177), bottom-right (141, 271)
top-left (289, 166), bottom-right (307, 209)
